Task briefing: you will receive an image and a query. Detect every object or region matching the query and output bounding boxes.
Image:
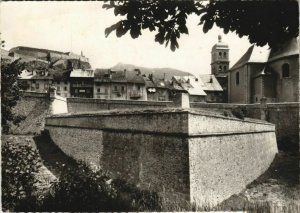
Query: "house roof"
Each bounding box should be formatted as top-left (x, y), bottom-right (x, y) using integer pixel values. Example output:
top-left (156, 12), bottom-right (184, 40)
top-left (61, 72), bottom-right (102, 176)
top-left (268, 38), bottom-right (299, 62)
top-left (70, 69), bottom-right (94, 78)
top-left (230, 45), bottom-right (270, 70)
top-left (94, 69), bottom-right (145, 84)
top-left (172, 76), bottom-right (207, 96)
top-left (198, 74), bottom-right (223, 92)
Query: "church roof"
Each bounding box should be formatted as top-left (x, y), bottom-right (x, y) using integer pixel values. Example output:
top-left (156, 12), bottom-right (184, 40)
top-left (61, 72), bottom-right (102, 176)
top-left (230, 45), bottom-right (270, 70)
top-left (268, 38), bottom-right (299, 62)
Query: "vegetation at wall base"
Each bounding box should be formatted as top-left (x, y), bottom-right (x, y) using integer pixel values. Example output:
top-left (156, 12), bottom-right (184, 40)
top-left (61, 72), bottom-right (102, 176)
top-left (1, 58), bottom-right (26, 133)
top-left (2, 141), bottom-right (43, 211)
top-left (2, 135), bottom-right (162, 211)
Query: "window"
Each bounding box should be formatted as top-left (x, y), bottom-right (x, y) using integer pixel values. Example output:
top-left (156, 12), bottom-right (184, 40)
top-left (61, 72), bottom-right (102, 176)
top-left (218, 66), bottom-right (222, 71)
top-left (121, 86), bottom-right (125, 92)
top-left (57, 86), bottom-right (60, 91)
top-left (282, 63), bottom-right (290, 78)
top-left (137, 85), bottom-right (141, 90)
top-left (57, 81), bottom-right (60, 84)
top-left (236, 72), bottom-right (240, 85)
top-left (223, 52), bottom-right (227, 58)
top-left (219, 52), bottom-right (222, 57)
top-left (97, 88), bottom-right (100, 93)
top-left (114, 86), bottom-right (118, 91)
top-left (64, 87), bottom-right (67, 91)
top-left (32, 80), bottom-right (36, 83)
top-left (223, 66), bottom-right (227, 71)
top-left (64, 81), bottom-right (68, 84)
top-left (36, 83), bottom-right (39, 89)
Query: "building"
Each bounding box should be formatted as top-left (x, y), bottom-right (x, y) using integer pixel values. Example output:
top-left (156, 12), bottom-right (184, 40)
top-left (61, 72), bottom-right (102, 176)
top-left (172, 76), bottom-right (207, 102)
top-left (228, 38), bottom-right (299, 103)
top-left (144, 74), bottom-right (170, 101)
top-left (70, 69), bottom-right (94, 98)
top-left (211, 35), bottom-right (229, 102)
top-left (94, 69), bottom-right (147, 100)
top-left (198, 74), bottom-right (223, 103)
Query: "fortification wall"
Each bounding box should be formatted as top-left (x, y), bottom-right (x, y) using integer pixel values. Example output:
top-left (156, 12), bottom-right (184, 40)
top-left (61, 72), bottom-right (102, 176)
top-left (45, 109), bottom-right (277, 208)
top-left (190, 102), bottom-right (299, 151)
top-left (67, 97), bottom-right (173, 113)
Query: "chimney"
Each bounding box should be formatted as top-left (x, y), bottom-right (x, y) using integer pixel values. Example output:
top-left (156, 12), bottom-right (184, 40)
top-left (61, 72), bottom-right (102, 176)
top-left (163, 73), bottom-right (166, 81)
top-left (148, 73), bottom-right (153, 81)
top-left (209, 76), bottom-right (213, 83)
top-left (134, 68), bottom-right (141, 76)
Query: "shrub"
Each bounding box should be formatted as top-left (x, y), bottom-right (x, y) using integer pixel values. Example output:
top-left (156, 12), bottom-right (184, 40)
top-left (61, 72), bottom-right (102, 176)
top-left (231, 107), bottom-right (248, 119)
top-left (39, 161), bottom-right (162, 211)
top-left (2, 141), bottom-right (42, 211)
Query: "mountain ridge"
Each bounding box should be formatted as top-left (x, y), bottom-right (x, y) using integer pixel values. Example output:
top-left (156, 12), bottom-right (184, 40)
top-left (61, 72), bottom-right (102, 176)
top-left (111, 62), bottom-right (193, 80)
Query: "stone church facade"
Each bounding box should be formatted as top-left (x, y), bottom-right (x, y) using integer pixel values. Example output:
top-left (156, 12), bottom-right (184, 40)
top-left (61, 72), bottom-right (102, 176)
top-left (228, 38), bottom-right (299, 103)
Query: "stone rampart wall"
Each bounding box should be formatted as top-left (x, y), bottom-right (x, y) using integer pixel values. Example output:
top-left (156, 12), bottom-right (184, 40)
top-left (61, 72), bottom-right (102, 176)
top-left (190, 102), bottom-right (299, 151)
top-left (45, 109), bottom-right (278, 208)
top-left (67, 97), bottom-right (173, 113)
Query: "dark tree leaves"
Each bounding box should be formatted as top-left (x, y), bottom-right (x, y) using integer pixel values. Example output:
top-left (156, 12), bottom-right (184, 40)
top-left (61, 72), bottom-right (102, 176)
top-left (1, 58), bottom-right (25, 133)
top-left (103, 0), bottom-right (299, 50)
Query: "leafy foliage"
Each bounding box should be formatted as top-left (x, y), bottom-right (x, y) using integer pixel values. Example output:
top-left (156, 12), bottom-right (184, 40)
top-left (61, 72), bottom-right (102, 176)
top-left (103, 0), bottom-right (299, 50)
top-left (231, 106), bottom-right (248, 120)
top-left (38, 161), bottom-right (162, 211)
top-left (2, 141), bottom-right (43, 211)
top-left (1, 58), bottom-right (25, 133)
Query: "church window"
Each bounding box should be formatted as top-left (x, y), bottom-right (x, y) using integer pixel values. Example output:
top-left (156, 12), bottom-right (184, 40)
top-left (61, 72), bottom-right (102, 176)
top-left (282, 63), bottom-right (290, 78)
top-left (236, 72), bottom-right (240, 85)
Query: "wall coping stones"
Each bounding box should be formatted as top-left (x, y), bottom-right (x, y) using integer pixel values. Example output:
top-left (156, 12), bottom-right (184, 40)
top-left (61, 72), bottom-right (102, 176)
top-left (46, 108), bottom-right (275, 136)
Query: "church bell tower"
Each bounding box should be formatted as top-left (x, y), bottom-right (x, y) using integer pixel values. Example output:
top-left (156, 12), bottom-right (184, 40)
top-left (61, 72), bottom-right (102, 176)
top-left (211, 35), bottom-right (229, 102)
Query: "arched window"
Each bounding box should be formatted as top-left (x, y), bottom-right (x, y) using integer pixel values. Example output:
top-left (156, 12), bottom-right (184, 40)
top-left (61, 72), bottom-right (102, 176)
top-left (218, 65), bottom-right (222, 71)
top-left (236, 72), bottom-right (240, 85)
top-left (223, 66), bottom-right (226, 71)
top-left (282, 63), bottom-right (290, 78)
top-left (223, 52), bottom-right (227, 58)
top-left (219, 52), bottom-right (222, 57)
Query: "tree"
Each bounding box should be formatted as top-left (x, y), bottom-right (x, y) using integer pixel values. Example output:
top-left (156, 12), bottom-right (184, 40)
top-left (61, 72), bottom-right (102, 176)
top-left (103, 0), bottom-right (299, 51)
top-left (1, 58), bottom-right (24, 133)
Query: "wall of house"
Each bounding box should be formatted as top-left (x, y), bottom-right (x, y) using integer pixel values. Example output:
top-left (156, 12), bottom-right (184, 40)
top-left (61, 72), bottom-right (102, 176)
top-left (54, 80), bottom-right (70, 98)
top-left (268, 56), bottom-right (299, 102)
top-left (28, 79), bottom-right (52, 93)
top-left (190, 102), bottom-right (299, 151)
top-left (45, 109), bottom-right (277, 208)
top-left (147, 88), bottom-right (169, 101)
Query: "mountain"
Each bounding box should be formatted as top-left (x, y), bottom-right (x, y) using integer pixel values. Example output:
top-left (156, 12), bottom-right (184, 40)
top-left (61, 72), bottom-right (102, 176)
top-left (111, 62), bottom-right (193, 80)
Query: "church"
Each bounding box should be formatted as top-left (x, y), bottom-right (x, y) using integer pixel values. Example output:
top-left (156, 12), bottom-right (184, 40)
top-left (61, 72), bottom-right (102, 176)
top-left (228, 38), bottom-right (299, 103)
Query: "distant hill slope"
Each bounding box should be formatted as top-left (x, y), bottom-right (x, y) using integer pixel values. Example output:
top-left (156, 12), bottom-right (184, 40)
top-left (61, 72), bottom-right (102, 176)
top-left (111, 63), bottom-right (193, 80)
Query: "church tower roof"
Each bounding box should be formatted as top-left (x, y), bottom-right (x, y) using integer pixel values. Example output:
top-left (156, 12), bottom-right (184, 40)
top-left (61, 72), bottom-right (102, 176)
top-left (212, 35), bottom-right (229, 50)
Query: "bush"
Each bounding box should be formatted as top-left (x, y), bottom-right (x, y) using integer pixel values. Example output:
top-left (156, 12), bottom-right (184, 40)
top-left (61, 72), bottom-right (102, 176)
top-left (2, 141), bottom-right (42, 211)
top-left (231, 107), bottom-right (248, 119)
top-left (38, 161), bottom-right (162, 211)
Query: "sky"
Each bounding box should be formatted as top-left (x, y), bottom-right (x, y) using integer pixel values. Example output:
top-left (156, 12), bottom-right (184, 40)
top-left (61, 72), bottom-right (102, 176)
top-left (1, 2), bottom-right (256, 75)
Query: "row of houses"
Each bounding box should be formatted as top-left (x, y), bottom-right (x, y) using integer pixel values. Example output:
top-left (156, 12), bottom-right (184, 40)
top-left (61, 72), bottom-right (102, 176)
top-left (19, 66), bottom-right (224, 102)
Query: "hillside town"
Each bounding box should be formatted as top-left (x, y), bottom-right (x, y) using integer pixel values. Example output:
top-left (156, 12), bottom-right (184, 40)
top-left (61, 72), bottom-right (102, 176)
top-left (2, 36), bottom-right (298, 105)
